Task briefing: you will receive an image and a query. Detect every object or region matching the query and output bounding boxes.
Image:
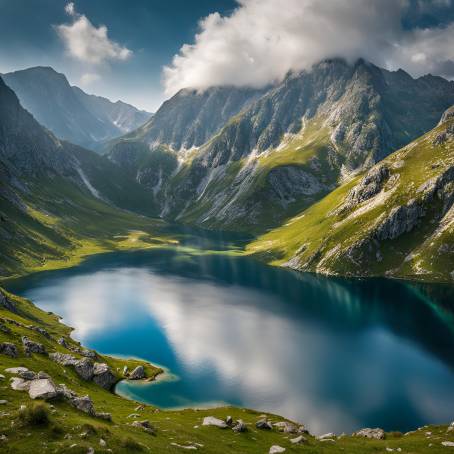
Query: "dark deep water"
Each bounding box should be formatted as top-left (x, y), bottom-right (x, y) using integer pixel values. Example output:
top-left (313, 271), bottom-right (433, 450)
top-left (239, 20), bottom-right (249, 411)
top-left (6, 231), bottom-right (454, 434)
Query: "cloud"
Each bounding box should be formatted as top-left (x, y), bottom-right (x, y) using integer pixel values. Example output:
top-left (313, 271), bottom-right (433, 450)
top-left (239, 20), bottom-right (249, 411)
top-left (56, 3), bottom-right (132, 65)
top-left (79, 72), bottom-right (101, 86)
top-left (163, 0), bottom-right (454, 95)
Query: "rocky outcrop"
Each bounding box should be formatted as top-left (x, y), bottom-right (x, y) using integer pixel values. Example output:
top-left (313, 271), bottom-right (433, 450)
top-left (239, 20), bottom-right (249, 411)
top-left (22, 336), bottom-right (46, 355)
top-left (92, 363), bottom-right (116, 390)
top-left (74, 358), bottom-right (94, 381)
top-left (129, 365), bottom-right (145, 380)
top-left (354, 427), bottom-right (385, 439)
top-left (0, 342), bottom-right (18, 357)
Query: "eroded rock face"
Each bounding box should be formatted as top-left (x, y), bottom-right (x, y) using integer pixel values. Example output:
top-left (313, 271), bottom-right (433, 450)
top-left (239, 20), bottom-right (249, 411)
top-left (375, 200), bottom-right (424, 240)
top-left (22, 336), bottom-right (46, 355)
top-left (129, 365), bottom-right (145, 380)
top-left (92, 363), bottom-right (116, 390)
top-left (0, 342), bottom-right (18, 358)
top-left (354, 427), bottom-right (385, 439)
top-left (49, 352), bottom-right (77, 366)
top-left (28, 378), bottom-right (58, 400)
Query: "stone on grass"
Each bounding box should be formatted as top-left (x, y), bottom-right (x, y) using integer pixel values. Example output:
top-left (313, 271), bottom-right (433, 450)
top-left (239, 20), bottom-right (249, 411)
top-left (274, 421), bottom-right (297, 433)
top-left (256, 419), bottom-right (273, 430)
top-left (318, 432), bottom-right (336, 440)
top-left (0, 400), bottom-right (7, 405)
top-left (0, 342), bottom-right (18, 358)
top-left (71, 395), bottom-right (95, 416)
top-left (132, 420), bottom-right (155, 434)
top-left (95, 412), bottom-right (112, 421)
top-left (202, 416), bottom-right (228, 428)
top-left (442, 441), bottom-right (454, 447)
top-left (225, 415), bottom-right (233, 426)
top-left (92, 363), bottom-right (116, 389)
top-left (354, 428), bottom-right (385, 440)
top-left (10, 377), bottom-right (31, 391)
top-left (49, 352), bottom-right (77, 366)
top-left (129, 365), bottom-right (145, 380)
top-left (232, 419), bottom-right (247, 433)
top-left (5, 367), bottom-right (28, 374)
top-left (18, 370), bottom-right (37, 380)
top-left (269, 445), bottom-right (286, 454)
top-left (22, 336), bottom-right (46, 355)
top-left (28, 378), bottom-right (58, 400)
top-left (290, 435), bottom-right (307, 444)
top-left (74, 358), bottom-right (94, 381)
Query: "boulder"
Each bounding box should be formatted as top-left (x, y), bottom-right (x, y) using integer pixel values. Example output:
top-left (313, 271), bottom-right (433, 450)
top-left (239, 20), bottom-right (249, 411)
top-left (74, 358), bottom-right (94, 381)
top-left (80, 349), bottom-right (97, 358)
top-left (256, 419), bottom-right (273, 430)
top-left (70, 395), bottom-right (95, 416)
top-left (274, 421), bottom-right (297, 433)
top-left (28, 378), bottom-right (58, 400)
top-left (131, 420), bottom-right (155, 434)
top-left (57, 337), bottom-right (69, 348)
top-left (22, 336), bottom-right (46, 355)
top-left (18, 370), bottom-right (37, 380)
top-left (5, 367), bottom-right (28, 374)
top-left (37, 371), bottom-right (50, 379)
top-left (57, 384), bottom-right (77, 400)
top-left (202, 416), bottom-right (228, 428)
top-left (290, 435), bottom-right (307, 444)
top-left (0, 342), bottom-right (18, 358)
top-left (129, 365), bottom-right (145, 380)
top-left (442, 441), bottom-right (454, 447)
top-left (92, 363), bottom-right (116, 389)
top-left (49, 352), bottom-right (77, 366)
top-left (95, 412), bottom-right (112, 421)
top-left (232, 420), bottom-right (247, 433)
top-left (354, 428), bottom-right (385, 440)
top-left (225, 415), bottom-right (233, 426)
top-left (269, 446), bottom-right (286, 454)
top-left (10, 377), bottom-right (31, 391)
top-left (318, 433), bottom-right (336, 440)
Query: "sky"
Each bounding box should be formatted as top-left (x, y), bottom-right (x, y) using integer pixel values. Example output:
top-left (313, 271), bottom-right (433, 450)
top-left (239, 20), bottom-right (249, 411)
top-left (0, 0), bottom-right (454, 112)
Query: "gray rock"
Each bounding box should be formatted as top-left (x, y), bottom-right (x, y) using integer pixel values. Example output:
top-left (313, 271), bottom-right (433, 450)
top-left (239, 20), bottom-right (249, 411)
top-left (232, 419), bottom-right (247, 433)
top-left (131, 420), bottom-right (155, 434)
top-left (273, 421), bottom-right (297, 433)
top-left (269, 446), bottom-right (286, 454)
top-left (0, 342), bottom-right (18, 358)
top-left (442, 441), bottom-right (454, 447)
top-left (10, 377), bottom-right (31, 391)
top-left (18, 370), bottom-right (37, 380)
top-left (5, 367), bottom-right (28, 374)
top-left (256, 419), bottom-right (273, 430)
top-left (354, 428), bottom-right (385, 439)
top-left (225, 415), bottom-right (233, 426)
top-left (290, 435), bottom-right (307, 444)
top-left (95, 412), bottom-right (112, 421)
top-left (57, 384), bottom-right (77, 399)
top-left (318, 433), bottom-right (336, 440)
top-left (74, 358), bottom-right (94, 381)
top-left (28, 378), bottom-right (58, 400)
top-left (22, 336), bottom-right (46, 355)
top-left (28, 325), bottom-right (50, 338)
top-left (0, 400), bottom-right (7, 405)
top-left (80, 350), bottom-right (96, 358)
top-left (49, 352), bottom-right (77, 366)
top-left (92, 363), bottom-right (116, 389)
top-left (129, 365), bottom-right (145, 380)
top-left (202, 416), bottom-right (228, 428)
top-left (57, 337), bottom-right (69, 348)
top-left (70, 395), bottom-right (95, 416)
top-left (37, 371), bottom-right (50, 379)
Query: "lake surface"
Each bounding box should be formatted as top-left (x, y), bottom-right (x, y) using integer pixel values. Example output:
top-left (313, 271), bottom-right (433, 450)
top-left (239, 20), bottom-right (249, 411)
top-left (7, 231), bottom-right (454, 434)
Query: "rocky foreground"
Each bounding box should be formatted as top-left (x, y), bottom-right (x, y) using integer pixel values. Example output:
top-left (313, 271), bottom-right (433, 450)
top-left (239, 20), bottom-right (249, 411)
top-left (1, 287), bottom-right (454, 453)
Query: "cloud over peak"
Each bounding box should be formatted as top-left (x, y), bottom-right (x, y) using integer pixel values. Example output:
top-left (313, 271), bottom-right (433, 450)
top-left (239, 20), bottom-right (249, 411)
top-left (163, 0), bottom-right (454, 95)
top-left (57, 3), bottom-right (132, 65)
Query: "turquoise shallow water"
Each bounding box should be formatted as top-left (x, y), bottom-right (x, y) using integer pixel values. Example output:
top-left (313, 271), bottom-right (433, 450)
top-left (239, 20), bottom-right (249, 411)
top-left (7, 233), bottom-right (454, 435)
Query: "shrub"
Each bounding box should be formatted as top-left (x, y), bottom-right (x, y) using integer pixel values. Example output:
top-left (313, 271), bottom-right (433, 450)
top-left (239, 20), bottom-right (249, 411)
top-left (19, 403), bottom-right (49, 426)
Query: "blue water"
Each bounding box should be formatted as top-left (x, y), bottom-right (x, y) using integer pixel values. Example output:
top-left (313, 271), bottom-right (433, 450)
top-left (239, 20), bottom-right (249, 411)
top-left (6, 235), bottom-right (454, 435)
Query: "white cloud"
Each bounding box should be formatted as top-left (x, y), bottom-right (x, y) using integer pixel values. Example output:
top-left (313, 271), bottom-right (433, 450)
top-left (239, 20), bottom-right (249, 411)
top-left (56, 3), bottom-right (132, 65)
top-left (163, 0), bottom-right (454, 95)
top-left (79, 72), bottom-right (101, 86)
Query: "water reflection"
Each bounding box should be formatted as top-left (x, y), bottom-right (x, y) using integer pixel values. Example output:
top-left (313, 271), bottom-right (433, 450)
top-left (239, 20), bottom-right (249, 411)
top-left (7, 246), bottom-right (454, 434)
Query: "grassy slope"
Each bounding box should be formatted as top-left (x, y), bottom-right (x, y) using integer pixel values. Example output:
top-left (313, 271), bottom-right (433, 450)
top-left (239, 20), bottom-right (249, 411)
top-left (1, 288), bottom-right (452, 453)
top-left (247, 116), bottom-right (454, 282)
top-left (0, 174), bottom-right (176, 280)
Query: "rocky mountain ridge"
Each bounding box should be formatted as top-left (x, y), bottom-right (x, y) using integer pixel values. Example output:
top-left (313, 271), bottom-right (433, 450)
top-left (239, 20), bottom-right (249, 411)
top-left (2, 66), bottom-right (151, 151)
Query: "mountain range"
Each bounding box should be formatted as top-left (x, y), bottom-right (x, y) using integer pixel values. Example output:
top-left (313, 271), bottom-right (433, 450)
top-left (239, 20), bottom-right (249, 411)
top-left (107, 59), bottom-right (454, 232)
top-left (2, 66), bottom-right (152, 151)
top-left (1, 58), bottom-right (453, 282)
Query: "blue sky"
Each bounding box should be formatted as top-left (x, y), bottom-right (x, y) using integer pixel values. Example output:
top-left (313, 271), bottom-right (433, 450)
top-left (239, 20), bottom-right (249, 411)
top-left (0, 0), bottom-right (453, 112)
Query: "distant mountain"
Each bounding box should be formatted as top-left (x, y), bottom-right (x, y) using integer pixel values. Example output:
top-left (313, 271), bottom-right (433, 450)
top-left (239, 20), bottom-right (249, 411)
top-left (248, 105), bottom-right (454, 282)
top-left (2, 66), bottom-right (151, 151)
top-left (108, 59), bottom-right (454, 232)
top-left (0, 75), bottom-right (158, 277)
